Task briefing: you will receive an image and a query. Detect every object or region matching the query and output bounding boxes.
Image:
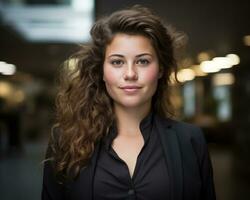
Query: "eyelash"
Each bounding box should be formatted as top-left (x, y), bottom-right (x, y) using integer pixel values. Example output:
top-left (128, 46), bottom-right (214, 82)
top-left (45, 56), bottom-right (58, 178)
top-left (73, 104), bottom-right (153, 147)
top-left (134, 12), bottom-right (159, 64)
top-left (136, 59), bottom-right (150, 65)
top-left (109, 58), bottom-right (150, 67)
top-left (110, 60), bottom-right (124, 66)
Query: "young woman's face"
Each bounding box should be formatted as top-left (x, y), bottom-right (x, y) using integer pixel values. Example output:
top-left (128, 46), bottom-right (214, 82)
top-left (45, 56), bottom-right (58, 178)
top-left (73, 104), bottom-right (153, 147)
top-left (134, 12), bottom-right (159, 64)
top-left (103, 33), bottom-right (162, 109)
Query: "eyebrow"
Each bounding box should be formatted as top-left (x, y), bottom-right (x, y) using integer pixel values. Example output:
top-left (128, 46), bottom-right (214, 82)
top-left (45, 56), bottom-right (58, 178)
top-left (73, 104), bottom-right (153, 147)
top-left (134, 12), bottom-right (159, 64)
top-left (107, 53), bottom-right (152, 58)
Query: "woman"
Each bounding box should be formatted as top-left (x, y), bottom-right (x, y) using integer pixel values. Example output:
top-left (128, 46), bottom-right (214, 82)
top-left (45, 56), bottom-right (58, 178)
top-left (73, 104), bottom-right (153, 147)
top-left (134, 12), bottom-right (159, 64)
top-left (42, 5), bottom-right (216, 200)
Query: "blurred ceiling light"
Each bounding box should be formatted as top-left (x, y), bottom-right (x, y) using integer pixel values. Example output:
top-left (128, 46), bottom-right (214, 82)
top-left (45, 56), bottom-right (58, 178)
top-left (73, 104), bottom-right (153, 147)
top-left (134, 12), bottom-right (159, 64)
top-left (243, 35), bottom-right (250, 46)
top-left (72, 0), bottom-right (94, 12)
top-left (177, 69), bottom-right (195, 83)
top-left (212, 73), bottom-right (235, 86)
top-left (0, 2), bottom-right (94, 43)
top-left (212, 57), bottom-right (233, 69)
top-left (0, 61), bottom-right (16, 75)
top-left (191, 65), bottom-right (207, 76)
top-left (200, 61), bottom-right (220, 73)
top-left (197, 52), bottom-right (211, 63)
top-left (0, 61), bottom-right (6, 71)
top-left (13, 90), bottom-right (25, 103)
top-left (0, 82), bottom-right (13, 97)
top-left (226, 54), bottom-right (240, 65)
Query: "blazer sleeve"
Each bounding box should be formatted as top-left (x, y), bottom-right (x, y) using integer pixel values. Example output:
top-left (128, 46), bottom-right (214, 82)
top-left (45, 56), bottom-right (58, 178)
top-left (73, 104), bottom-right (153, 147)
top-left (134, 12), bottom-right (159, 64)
top-left (195, 127), bottom-right (216, 200)
top-left (41, 127), bottom-right (66, 200)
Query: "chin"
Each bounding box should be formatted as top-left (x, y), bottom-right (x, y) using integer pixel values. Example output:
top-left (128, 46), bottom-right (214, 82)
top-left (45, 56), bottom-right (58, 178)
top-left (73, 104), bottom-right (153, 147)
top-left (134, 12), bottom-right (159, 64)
top-left (116, 98), bottom-right (151, 109)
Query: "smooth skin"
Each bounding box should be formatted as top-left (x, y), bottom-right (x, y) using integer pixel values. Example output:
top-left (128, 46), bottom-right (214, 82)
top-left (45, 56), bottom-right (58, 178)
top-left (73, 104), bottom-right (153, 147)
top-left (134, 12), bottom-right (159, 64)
top-left (103, 33), bottom-right (162, 177)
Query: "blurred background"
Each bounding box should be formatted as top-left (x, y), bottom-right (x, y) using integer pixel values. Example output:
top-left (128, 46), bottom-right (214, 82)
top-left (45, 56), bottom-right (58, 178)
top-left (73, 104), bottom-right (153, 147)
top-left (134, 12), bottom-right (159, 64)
top-left (0, 0), bottom-right (249, 199)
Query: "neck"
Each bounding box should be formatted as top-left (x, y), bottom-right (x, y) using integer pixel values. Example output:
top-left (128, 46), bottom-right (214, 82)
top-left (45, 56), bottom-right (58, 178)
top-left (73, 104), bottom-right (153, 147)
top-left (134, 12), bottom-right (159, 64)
top-left (114, 102), bottom-right (151, 136)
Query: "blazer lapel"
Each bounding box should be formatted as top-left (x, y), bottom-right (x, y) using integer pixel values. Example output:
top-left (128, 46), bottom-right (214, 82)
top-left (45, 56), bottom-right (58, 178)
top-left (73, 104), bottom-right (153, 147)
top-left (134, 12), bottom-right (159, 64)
top-left (154, 115), bottom-right (183, 200)
top-left (68, 116), bottom-right (183, 200)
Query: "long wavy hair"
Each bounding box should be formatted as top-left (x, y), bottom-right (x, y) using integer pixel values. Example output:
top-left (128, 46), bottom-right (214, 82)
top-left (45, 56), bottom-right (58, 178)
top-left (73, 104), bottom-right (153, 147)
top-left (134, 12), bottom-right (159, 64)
top-left (49, 5), bottom-right (180, 181)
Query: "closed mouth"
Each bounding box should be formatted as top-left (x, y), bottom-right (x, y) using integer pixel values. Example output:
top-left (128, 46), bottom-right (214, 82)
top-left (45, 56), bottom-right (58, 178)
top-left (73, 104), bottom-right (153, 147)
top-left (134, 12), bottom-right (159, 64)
top-left (120, 86), bottom-right (142, 89)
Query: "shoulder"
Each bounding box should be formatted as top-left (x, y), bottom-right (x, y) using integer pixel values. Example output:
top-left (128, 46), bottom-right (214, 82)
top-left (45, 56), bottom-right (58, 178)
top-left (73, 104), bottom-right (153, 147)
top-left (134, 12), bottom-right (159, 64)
top-left (171, 119), bottom-right (207, 152)
top-left (155, 115), bottom-right (207, 155)
top-left (170, 119), bottom-right (204, 142)
top-left (156, 115), bottom-right (204, 141)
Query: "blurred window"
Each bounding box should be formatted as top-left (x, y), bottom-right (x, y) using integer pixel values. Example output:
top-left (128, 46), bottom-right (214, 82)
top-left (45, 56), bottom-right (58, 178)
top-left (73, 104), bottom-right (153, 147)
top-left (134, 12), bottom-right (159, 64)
top-left (183, 81), bottom-right (196, 118)
top-left (213, 85), bottom-right (232, 122)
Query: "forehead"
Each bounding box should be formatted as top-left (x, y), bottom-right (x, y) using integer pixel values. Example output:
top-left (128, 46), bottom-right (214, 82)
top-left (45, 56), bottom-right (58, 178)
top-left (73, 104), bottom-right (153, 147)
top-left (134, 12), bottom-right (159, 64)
top-left (105, 33), bottom-right (156, 56)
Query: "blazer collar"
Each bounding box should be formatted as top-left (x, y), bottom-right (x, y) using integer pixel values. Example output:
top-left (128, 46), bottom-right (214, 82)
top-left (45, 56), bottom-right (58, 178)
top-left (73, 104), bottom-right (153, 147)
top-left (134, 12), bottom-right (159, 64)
top-left (154, 114), bottom-right (183, 200)
top-left (69, 114), bottom-right (183, 200)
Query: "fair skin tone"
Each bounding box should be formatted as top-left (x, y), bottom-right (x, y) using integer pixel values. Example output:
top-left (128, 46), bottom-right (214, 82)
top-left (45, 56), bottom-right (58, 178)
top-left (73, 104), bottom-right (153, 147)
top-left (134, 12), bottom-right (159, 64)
top-left (103, 33), bottom-right (162, 178)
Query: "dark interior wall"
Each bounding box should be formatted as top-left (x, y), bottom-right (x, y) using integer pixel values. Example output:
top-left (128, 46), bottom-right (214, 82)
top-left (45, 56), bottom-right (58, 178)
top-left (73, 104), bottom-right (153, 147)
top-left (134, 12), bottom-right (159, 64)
top-left (1, 0), bottom-right (249, 79)
top-left (0, 17), bottom-right (77, 81)
top-left (95, 0), bottom-right (250, 58)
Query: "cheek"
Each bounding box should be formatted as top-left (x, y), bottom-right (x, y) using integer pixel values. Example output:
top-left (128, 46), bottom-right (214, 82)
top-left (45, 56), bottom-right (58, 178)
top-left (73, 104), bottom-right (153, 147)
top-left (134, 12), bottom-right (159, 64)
top-left (103, 65), bottom-right (119, 86)
top-left (143, 67), bottom-right (160, 83)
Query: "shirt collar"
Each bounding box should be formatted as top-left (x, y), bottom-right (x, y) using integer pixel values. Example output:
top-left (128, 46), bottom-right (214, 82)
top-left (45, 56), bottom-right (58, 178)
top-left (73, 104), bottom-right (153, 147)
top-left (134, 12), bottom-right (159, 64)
top-left (102, 110), bottom-right (154, 152)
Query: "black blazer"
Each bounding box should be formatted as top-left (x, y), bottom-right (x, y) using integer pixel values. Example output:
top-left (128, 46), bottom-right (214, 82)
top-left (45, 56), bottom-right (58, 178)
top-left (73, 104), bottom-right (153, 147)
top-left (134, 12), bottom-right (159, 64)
top-left (42, 115), bottom-right (216, 200)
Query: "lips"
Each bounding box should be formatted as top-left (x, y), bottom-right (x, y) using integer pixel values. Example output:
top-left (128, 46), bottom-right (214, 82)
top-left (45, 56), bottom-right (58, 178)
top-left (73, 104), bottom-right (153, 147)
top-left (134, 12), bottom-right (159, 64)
top-left (120, 85), bottom-right (142, 94)
top-left (120, 85), bottom-right (142, 89)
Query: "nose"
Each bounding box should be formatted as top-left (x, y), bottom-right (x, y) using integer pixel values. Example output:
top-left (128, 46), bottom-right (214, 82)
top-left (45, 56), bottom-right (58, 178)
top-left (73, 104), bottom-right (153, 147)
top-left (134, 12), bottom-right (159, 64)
top-left (123, 64), bottom-right (138, 80)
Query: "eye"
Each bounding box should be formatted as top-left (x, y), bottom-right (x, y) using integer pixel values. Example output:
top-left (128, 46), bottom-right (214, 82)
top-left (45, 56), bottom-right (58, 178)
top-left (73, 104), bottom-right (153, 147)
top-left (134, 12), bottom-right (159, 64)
top-left (136, 59), bottom-right (150, 66)
top-left (110, 59), bottom-right (124, 67)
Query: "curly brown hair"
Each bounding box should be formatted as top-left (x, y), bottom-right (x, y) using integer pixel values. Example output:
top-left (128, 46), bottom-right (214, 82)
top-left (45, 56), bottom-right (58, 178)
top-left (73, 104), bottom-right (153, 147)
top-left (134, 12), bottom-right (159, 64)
top-left (49, 5), bottom-right (179, 181)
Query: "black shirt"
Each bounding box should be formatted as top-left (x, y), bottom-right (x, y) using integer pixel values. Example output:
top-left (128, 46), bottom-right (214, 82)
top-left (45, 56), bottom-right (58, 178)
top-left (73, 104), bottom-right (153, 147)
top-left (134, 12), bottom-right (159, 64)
top-left (93, 112), bottom-right (170, 200)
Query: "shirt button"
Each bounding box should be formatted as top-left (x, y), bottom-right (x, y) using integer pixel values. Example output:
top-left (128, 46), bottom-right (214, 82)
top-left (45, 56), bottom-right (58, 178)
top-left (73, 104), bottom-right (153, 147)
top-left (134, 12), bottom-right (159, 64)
top-left (128, 189), bottom-right (135, 195)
